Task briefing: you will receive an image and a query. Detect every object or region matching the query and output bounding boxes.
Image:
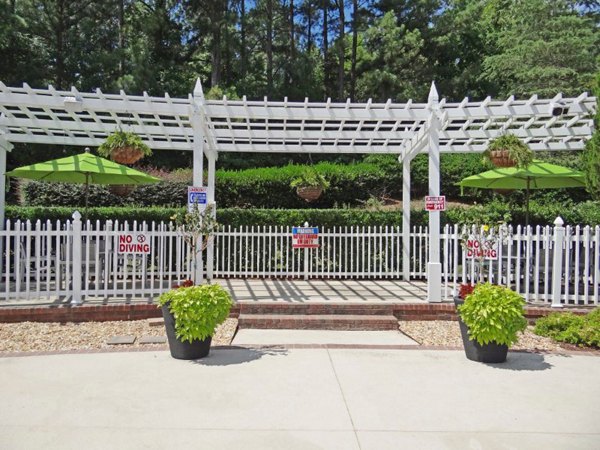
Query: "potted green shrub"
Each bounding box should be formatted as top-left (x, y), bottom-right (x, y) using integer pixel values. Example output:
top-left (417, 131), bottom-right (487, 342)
top-left (98, 130), bottom-right (152, 165)
top-left (483, 134), bottom-right (533, 169)
top-left (455, 283), bottom-right (527, 363)
top-left (158, 281), bottom-right (234, 360)
top-left (290, 168), bottom-right (330, 202)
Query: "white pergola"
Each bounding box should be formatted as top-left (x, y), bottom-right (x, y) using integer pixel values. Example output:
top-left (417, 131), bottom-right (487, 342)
top-left (0, 79), bottom-right (595, 301)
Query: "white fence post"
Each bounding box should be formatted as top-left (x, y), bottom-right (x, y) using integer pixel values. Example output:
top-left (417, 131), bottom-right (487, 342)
top-left (303, 221), bottom-right (310, 281)
top-left (551, 216), bottom-right (565, 308)
top-left (71, 211), bottom-right (82, 305)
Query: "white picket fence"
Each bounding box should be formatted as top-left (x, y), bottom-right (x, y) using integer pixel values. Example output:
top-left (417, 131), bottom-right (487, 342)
top-left (0, 216), bottom-right (598, 305)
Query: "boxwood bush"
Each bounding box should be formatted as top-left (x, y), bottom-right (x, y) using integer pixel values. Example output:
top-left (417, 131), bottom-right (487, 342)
top-left (534, 309), bottom-right (600, 348)
top-left (6, 201), bottom-right (599, 227)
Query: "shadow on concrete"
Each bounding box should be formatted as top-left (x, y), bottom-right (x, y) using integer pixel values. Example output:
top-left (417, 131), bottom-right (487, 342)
top-left (190, 346), bottom-right (289, 366)
top-left (486, 351), bottom-right (557, 371)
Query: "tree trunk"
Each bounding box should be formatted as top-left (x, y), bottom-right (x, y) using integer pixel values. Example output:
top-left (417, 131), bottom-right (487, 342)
top-left (288, 0), bottom-right (295, 87)
top-left (307, 1), bottom-right (313, 53)
top-left (322, 0), bottom-right (328, 61)
top-left (350, 0), bottom-right (357, 101)
top-left (266, 0), bottom-right (273, 92)
top-left (118, 0), bottom-right (125, 79)
top-left (337, 0), bottom-right (345, 100)
top-left (241, 0), bottom-right (246, 79)
top-left (55, 0), bottom-right (66, 89)
top-left (210, 1), bottom-right (224, 87)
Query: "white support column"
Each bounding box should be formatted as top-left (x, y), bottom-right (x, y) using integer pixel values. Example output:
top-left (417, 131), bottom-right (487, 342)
top-left (551, 216), bottom-right (565, 308)
top-left (0, 136), bottom-right (13, 231)
top-left (0, 137), bottom-right (13, 278)
top-left (191, 79), bottom-right (205, 283)
top-left (71, 211), bottom-right (82, 305)
top-left (206, 151), bottom-right (216, 280)
top-left (427, 82), bottom-right (442, 303)
top-left (401, 154), bottom-right (413, 280)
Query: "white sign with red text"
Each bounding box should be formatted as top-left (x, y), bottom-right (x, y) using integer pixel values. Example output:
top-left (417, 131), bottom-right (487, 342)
top-left (118, 233), bottom-right (151, 254)
top-left (465, 238), bottom-right (498, 260)
top-left (425, 195), bottom-right (446, 211)
top-left (292, 227), bottom-right (319, 249)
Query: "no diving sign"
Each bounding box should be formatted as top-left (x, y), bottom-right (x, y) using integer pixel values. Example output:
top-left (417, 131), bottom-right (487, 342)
top-left (118, 233), bottom-right (151, 254)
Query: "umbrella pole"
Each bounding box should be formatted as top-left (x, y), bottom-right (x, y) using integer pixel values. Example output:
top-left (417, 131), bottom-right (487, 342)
top-left (84, 173), bottom-right (89, 220)
top-left (525, 178), bottom-right (530, 228)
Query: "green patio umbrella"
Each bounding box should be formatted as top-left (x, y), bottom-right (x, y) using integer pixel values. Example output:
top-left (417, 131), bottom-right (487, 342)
top-left (458, 160), bottom-right (586, 226)
top-left (7, 151), bottom-right (161, 212)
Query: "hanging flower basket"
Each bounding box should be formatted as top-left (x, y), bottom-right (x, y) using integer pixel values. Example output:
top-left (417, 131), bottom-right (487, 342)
top-left (296, 186), bottom-right (323, 202)
top-left (109, 184), bottom-right (135, 197)
top-left (290, 168), bottom-right (330, 203)
top-left (488, 149), bottom-right (516, 168)
top-left (98, 131), bottom-right (152, 165)
top-left (483, 134), bottom-right (533, 169)
top-left (110, 146), bottom-right (146, 165)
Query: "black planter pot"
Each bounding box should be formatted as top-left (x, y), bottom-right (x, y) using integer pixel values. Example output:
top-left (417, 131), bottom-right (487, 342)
top-left (161, 304), bottom-right (212, 360)
top-left (453, 297), bottom-right (508, 363)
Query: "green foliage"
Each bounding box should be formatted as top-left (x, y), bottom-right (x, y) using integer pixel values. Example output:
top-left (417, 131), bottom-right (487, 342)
top-left (582, 73), bottom-right (600, 200)
top-left (458, 283), bottom-right (527, 346)
top-left (483, 134), bottom-right (534, 168)
top-left (290, 168), bottom-right (331, 190)
top-left (158, 284), bottom-right (233, 343)
top-left (7, 201), bottom-right (600, 228)
top-left (534, 309), bottom-right (600, 348)
top-left (97, 131), bottom-right (152, 160)
top-left (481, 0), bottom-right (598, 98)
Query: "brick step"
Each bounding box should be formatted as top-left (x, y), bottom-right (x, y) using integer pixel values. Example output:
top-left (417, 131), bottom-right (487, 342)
top-left (237, 314), bottom-right (398, 331)
top-left (239, 303), bottom-right (396, 316)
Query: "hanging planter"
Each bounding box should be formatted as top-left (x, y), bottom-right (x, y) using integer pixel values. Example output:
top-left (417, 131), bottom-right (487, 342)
top-left (290, 168), bottom-right (330, 203)
top-left (98, 130), bottom-right (152, 165)
top-left (482, 134), bottom-right (533, 169)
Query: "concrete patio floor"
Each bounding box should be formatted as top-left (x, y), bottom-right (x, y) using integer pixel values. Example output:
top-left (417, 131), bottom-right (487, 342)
top-left (1, 348), bottom-right (598, 449)
top-left (0, 278), bottom-right (431, 306)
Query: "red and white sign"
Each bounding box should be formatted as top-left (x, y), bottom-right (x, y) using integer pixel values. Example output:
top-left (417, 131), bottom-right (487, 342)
top-left (465, 238), bottom-right (498, 260)
top-left (292, 227), bottom-right (319, 249)
top-left (118, 233), bottom-right (151, 254)
top-left (425, 195), bottom-right (446, 211)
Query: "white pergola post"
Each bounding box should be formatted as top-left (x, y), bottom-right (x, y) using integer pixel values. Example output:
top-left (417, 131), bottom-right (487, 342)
top-left (191, 79), bottom-right (205, 283)
top-left (0, 135), bottom-right (12, 231)
top-left (426, 83), bottom-right (442, 303)
top-left (401, 154), bottom-right (413, 280)
top-left (206, 151), bottom-right (216, 280)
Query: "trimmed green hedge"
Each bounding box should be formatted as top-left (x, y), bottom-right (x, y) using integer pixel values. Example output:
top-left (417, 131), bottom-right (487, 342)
top-left (6, 200), bottom-right (600, 227)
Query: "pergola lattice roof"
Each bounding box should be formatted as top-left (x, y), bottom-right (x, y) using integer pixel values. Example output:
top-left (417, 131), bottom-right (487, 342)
top-left (0, 81), bottom-right (595, 155)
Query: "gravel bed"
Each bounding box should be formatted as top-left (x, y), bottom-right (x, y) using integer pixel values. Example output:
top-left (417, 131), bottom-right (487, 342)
top-left (398, 320), bottom-right (598, 353)
top-left (0, 318), bottom-right (238, 353)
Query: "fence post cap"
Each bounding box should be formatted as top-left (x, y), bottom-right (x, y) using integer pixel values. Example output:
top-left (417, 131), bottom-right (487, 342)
top-left (553, 216), bottom-right (564, 226)
top-left (72, 211), bottom-right (82, 221)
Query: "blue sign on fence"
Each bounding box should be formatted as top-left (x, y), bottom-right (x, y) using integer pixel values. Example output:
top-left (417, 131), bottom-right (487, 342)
top-left (292, 227), bottom-right (319, 248)
top-left (187, 186), bottom-right (208, 212)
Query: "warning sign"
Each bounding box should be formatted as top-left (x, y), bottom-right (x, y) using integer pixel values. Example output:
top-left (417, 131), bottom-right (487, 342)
top-left (465, 238), bottom-right (498, 260)
top-left (188, 186), bottom-right (208, 212)
top-left (425, 196), bottom-right (446, 211)
top-left (292, 227), bottom-right (319, 249)
top-left (118, 233), bottom-right (151, 254)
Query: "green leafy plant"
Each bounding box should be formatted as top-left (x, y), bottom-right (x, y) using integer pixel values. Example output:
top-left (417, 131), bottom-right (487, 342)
top-left (157, 283), bottom-right (234, 343)
top-left (483, 134), bottom-right (533, 168)
top-left (458, 283), bottom-right (527, 346)
top-left (97, 130), bottom-right (152, 160)
top-left (290, 167), bottom-right (331, 190)
top-left (534, 309), bottom-right (600, 348)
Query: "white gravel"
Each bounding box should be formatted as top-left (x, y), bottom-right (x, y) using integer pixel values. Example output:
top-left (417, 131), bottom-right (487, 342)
top-left (0, 318), bottom-right (238, 353)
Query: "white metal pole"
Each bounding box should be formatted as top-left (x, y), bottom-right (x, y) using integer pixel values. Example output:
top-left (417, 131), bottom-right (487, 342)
top-left (402, 154), bottom-right (413, 280)
top-left (427, 82), bottom-right (442, 303)
top-left (551, 216), bottom-right (565, 308)
top-left (0, 141), bottom-right (9, 278)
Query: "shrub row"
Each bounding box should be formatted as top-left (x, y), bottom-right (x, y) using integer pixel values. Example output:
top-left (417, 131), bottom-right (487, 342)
top-left (6, 200), bottom-right (600, 227)
top-left (534, 309), bottom-right (600, 348)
